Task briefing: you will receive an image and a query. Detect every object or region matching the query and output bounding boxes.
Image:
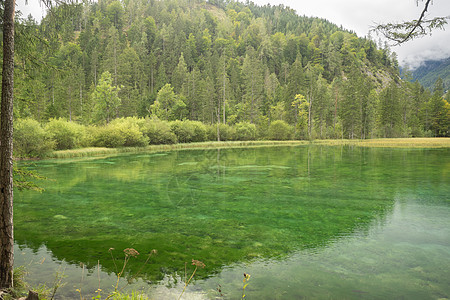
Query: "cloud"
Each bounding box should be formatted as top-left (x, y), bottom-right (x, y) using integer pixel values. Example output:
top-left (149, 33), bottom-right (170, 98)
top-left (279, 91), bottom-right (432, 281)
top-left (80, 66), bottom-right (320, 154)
top-left (395, 29), bottom-right (450, 69)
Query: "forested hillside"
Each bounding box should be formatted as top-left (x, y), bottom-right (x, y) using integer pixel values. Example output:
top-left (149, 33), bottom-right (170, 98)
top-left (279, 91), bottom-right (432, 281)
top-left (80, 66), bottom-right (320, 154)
top-left (411, 58), bottom-right (450, 91)
top-left (12, 0), bottom-right (449, 145)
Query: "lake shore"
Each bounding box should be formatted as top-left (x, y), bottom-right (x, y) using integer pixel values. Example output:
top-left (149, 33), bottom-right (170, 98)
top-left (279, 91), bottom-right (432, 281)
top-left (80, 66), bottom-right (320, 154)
top-left (45, 138), bottom-right (450, 159)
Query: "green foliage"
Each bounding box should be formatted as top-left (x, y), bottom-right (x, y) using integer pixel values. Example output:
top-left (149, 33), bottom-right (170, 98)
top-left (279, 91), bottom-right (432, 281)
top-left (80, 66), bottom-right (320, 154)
top-left (14, 118), bottom-right (55, 157)
top-left (87, 125), bottom-right (126, 148)
top-left (268, 120), bottom-right (294, 140)
top-left (13, 0), bottom-right (448, 141)
top-left (206, 123), bottom-right (236, 141)
top-left (86, 118), bottom-right (149, 148)
top-left (219, 124), bottom-right (236, 141)
top-left (234, 122), bottom-right (257, 141)
top-left (110, 291), bottom-right (150, 300)
top-left (141, 118), bottom-right (177, 145)
top-left (169, 120), bottom-right (193, 143)
top-left (92, 71), bottom-right (121, 124)
top-left (45, 118), bottom-right (86, 150)
top-left (169, 120), bottom-right (207, 143)
top-left (3, 266), bottom-right (29, 299)
top-left (13, 164), bottom-right (46, 192)
top-left (150, 84), bottom-right (187, 121)
top-left (291, 94), bottom-right (309, 138)
top-left (411, 58), bottom-right (450, 91)
top-left (190, 121), bottom-right (208, 142)
top-left (109, 118), bottom-right (149, 147)
top-left (378, 81), bottom-right (402, 138)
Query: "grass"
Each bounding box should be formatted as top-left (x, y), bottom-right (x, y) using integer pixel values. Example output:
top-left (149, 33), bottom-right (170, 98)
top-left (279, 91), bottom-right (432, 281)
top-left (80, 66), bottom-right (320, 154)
top-left (313, 137), bottom-right (450, 148)
top-left (45, 138), bottom-right (450, 159)
top-left (45, 141), bottom-right (309, 159)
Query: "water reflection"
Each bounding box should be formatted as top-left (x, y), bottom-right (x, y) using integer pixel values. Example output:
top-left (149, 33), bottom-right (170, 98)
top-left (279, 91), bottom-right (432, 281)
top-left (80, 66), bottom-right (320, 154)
top-left (14, 146), bottom-right (449, 298)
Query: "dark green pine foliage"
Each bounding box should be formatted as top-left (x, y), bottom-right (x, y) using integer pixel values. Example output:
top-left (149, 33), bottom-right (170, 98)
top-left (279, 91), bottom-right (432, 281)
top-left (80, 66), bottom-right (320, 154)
top-left (11, 0), bottom-right (449, 138)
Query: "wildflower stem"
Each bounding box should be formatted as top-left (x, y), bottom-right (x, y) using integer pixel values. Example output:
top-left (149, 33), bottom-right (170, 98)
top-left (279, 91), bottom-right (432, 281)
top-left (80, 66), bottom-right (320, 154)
top-left (116, 251), bottom-right (156, 294)
top-left (97, 260), bottom-right (101, 290)
top-left (178, 266), bottom-right (198, 300)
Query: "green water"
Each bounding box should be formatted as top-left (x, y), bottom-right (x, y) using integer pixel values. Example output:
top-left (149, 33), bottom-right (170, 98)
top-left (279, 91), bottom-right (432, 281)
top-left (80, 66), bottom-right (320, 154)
top-left (14, 146), bottom-right (450, 299)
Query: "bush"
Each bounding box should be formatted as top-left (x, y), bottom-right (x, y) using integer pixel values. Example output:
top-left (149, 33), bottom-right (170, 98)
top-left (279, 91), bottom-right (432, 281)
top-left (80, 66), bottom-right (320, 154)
top-left (268, 120), bottom-right (294, 140)
top-left (190, 121), bottom-right (207, 142)
top-left (88, 125), bottom-right (126, 148)
top-left (14, 118), bottom-right (55, 157)
top-left (170, 120), bottom-right (192, 143)
top-left (170, 120), bottom-right (207, 143)
top-left (206, 123), bottom-right (236, 141)
top-left (88, 119), bottom-right (148, 148)
top-left (112, 116), bottom-right (146, 130)
top-left (234, 122), bottom-right (257, 141)
top-left (141, 118), bottom-right (177, 144)
top-left (45, 118), bottom-right (86, 150)
top-left (205, 124), bottom-right (218, 141)
top-left (110, 118), bottom-right (149, 147)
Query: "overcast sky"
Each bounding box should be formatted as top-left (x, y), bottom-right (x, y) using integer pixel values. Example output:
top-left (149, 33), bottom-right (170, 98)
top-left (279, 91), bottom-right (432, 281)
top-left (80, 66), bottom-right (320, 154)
top-left (16, 0), bottom-right (450, 69)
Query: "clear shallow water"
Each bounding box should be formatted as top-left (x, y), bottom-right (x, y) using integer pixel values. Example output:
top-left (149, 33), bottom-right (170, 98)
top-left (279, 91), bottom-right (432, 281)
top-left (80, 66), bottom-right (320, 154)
top-left (15, 146), bottom-right (450, 299)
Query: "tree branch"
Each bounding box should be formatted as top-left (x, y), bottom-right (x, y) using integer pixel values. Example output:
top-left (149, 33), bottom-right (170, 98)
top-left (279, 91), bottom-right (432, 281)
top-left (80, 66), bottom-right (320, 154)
top-left (372, 0), bottom-right (449, 45)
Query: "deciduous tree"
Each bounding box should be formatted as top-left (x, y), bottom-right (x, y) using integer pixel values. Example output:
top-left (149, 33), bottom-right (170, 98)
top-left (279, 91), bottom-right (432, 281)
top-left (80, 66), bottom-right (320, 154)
top-left (92, 71), bottom-right (121, 124)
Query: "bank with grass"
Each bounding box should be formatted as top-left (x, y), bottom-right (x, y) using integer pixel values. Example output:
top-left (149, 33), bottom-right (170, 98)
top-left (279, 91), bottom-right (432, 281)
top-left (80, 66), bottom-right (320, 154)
top-left (13, 117), bottom-right (450, 160)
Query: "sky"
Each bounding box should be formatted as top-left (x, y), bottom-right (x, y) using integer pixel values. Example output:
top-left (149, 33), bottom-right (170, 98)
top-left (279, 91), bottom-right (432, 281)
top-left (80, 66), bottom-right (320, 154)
top-left (16, 0), bottom-right (450, 69)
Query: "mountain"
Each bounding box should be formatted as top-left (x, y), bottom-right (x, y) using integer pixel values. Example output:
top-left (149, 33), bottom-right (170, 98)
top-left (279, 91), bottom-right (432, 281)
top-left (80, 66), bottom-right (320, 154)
top-left (411, 58), bottom-right (450, 91)
top-left (12, 0), bottom-right (448, 138)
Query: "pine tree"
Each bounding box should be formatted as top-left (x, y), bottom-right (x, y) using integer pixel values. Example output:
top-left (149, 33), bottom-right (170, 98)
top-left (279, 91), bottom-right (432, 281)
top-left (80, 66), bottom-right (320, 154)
top-left (430, 77), bottom-right (447, 136)
top-left (172, 53), bottom-right (188, 95)
top-left (241, 49), bottom-right (264, 123)
top-left (378, 81), bottom-right (402, 138)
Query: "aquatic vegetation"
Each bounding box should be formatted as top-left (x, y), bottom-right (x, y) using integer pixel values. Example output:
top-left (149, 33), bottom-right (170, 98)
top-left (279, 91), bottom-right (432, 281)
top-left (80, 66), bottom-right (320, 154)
top-left (14, 145), bottom-right (450, 299)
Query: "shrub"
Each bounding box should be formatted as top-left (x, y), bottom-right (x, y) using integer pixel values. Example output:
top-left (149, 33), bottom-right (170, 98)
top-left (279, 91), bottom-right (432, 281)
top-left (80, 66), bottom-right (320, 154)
top-left (45, 118), bottom-right (86, 150)
top-left (268, 120), bottom-right (294, 140)
top-left (170, 120), bottom-right (192, 143)
top-left (141, 118), bottom-right (177, 145)
top-left (206, 123), bottom-right (235, 141)
top-left (256, 115), bottom-right (269, 140)
top-left (205, 124), bottom-right (218, 141)
top-left (113, 116), bottom-right (146, 130)
top-left (88, 125), bottom-right (126, 148)
top-left (14, 118), bottom-right (55, 157)
top-left (110, 118), bottom-right (149, 147)
top-left (219, 124), bottom-right (236, 141)
top-left (190, 121), bottom-right (207, 142)
top-left (170, 120), bottom-right (207, 143)
top-left (234, 122), bottom-right (257, 141)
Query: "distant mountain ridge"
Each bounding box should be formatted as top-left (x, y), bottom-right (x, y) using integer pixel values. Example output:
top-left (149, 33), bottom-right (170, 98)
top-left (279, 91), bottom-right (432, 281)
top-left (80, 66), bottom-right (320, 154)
top-left (411, 57), bottom-right (450, 91)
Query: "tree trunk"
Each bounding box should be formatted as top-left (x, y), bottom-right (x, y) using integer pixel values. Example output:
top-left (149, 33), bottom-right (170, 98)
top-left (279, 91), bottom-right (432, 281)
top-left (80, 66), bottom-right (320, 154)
top-left (222, 59), bottom-right (226, 124)
top-left (0, 0), bottom-right (15, 290)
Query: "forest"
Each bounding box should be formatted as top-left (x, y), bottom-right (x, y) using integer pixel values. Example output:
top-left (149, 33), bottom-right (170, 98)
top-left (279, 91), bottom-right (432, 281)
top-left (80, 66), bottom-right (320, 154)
top-left (10, 0), bottom-right (450, 156)
top-left (2, 1), bottom-right (450, 297)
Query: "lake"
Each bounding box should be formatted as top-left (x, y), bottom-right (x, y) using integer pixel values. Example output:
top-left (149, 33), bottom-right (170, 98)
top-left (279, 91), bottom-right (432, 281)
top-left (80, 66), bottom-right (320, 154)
top-left (15, 145), bottom-right (450, 299)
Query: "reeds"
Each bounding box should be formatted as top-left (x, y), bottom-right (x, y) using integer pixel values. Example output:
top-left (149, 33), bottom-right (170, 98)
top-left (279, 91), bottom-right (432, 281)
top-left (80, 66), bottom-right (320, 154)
top-left (46, 141), bottom-right (309, 159)
top-left (313, 138), bottom-right (450, 148)
top-left (44, 138), bottom-right (449, 160)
